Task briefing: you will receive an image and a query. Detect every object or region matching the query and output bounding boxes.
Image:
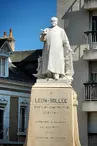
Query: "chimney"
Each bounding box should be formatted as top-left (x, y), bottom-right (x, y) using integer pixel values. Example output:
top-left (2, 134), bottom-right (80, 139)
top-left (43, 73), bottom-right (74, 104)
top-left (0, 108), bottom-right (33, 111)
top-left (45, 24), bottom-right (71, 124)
top-left (8, 28), bottom-right (15, 51)
top-left (9, 28), bottom-right (13, 38)
top-left (4, 32), bottom-right (7, 38)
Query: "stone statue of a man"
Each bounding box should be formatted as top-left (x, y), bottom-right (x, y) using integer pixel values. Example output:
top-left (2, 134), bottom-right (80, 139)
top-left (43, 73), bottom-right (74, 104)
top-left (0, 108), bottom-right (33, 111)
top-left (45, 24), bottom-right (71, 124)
top-left (37, 17), bottom-right (74, 80)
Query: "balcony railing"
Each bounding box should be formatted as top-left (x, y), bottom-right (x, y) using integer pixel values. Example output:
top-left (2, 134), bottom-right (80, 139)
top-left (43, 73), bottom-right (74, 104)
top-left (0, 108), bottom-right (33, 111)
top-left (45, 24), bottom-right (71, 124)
top-left (84, 0), bottom-right (97, 10)
top-left (84, 83), bottom-right (97, 101)
top-left (84, 31), bottom-right (97, 49)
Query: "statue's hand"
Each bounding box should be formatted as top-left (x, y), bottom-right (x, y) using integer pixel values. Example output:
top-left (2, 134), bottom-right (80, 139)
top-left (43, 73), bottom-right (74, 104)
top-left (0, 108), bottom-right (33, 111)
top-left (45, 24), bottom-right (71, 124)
top-left (41, 28), bottom-right (49, 34)
top-left (40, 28), bottom-right (48, 42)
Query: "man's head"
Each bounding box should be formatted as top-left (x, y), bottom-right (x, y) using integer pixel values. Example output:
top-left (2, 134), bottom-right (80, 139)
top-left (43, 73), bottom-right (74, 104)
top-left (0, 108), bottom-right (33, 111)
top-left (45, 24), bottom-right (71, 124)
top-left (50, 17), bottom-right (58, 27)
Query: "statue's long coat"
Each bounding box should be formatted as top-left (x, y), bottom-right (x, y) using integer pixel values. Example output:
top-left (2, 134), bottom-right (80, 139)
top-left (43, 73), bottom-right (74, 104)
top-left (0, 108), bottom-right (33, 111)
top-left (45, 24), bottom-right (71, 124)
top-left (40, 25), bottom-right (72, 75)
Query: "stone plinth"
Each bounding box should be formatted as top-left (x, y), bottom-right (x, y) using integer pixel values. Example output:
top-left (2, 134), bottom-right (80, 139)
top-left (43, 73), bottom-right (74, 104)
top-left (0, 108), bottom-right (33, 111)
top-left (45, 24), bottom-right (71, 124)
top-left (26, 80), bottom-right (81, 146)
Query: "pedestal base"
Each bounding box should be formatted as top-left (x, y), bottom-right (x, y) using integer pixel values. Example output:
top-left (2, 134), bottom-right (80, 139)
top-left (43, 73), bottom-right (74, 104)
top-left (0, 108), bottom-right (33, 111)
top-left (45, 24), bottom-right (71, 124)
top-left (26, 81), bottom-right (81, 146)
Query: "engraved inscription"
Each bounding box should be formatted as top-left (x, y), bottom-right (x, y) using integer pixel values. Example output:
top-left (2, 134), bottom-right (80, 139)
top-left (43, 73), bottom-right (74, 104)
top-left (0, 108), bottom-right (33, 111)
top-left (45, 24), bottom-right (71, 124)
top-left (32, 97), bottom-right (70, 143)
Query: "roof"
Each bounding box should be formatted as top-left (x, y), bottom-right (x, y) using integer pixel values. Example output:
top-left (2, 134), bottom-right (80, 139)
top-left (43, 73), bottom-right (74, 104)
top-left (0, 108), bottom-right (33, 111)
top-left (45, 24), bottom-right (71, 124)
top-left (0, 38), bottom-right (43, 84)
top-left (8, 63), bottom-right (34, 83)
top-left (10, 49), bottom-right (42, 62)
top-left (0, 39), bottom-right (7, 48)
top-left (0, 40), bottom-right (43, 83)
top-left (8, 49), bottom-right (42, 83)
top-left (0, 63), bottom-right (34, 84)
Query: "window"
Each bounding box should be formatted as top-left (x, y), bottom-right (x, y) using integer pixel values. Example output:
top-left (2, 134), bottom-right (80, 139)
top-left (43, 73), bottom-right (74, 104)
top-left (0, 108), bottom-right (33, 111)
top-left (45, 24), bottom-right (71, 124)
top-left (20, 106), bottom-right (27, 133)
top-left (0, 57), bottom-right (8, 77)
top-left (18, 98), bottom-right (29, 134)
top-left (92, 16), bottom-right (97, 42)
top-left (89, 61), bottom-right (97, 82)
top-left (0, 108), bottom-right (4, 140)
top-left (0, 97), bottom-right (9, 141)
top-left (92, 16), bottom-right (97, 31)
top-left (88, 113), bottom-right (97, 146)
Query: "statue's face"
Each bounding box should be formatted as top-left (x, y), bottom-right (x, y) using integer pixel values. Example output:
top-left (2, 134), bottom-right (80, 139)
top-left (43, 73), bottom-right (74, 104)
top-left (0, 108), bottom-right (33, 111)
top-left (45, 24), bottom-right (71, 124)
top-left (50, 17), bottom-right (58, 27)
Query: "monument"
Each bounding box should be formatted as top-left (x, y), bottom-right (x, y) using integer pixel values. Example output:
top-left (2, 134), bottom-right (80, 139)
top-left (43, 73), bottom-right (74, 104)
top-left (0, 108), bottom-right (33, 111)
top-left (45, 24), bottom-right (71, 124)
top-left (26, 17), bottom-right (81, 146)
top-left (37, 17), bottom-right (74, 81)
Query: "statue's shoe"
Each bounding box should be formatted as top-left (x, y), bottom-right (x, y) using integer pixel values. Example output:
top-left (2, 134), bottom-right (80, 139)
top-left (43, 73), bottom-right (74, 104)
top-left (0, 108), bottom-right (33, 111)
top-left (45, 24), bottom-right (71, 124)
top-left (53, 74), bottom-right (59, 80)
top-left (33, 73), bottom-right (46, 79)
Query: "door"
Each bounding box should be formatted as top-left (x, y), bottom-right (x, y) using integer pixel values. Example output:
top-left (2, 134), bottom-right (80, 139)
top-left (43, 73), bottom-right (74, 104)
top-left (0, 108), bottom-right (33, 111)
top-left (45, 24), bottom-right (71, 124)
top-left (0, 108), bottom-right (4, 139)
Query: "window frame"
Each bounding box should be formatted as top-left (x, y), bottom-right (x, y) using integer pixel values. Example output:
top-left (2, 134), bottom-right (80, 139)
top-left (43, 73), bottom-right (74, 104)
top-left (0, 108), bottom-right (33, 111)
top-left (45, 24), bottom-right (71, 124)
top-left (0, 107), bottom-right (4, 140)
top-left (18, 98), bottom-right (29, 135)
top-left (19, 105), bottom-right (27, 133)
top-left (0, 56), bottom-right (8, 77)
top-left (0, 96), bottom-right (10, 141)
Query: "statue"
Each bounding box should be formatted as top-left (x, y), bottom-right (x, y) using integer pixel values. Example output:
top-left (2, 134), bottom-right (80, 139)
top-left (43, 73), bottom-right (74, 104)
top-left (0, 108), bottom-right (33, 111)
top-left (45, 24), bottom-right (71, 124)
top-left (37, 17), bottom-right (74, 81)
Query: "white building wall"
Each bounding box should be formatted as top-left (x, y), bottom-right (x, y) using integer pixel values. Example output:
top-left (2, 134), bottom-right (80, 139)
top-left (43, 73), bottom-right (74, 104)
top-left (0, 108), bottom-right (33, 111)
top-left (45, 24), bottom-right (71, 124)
top-left (0, 87), bottom-right (30, 141)
top-left (57, 0), bottom-right (89, 146)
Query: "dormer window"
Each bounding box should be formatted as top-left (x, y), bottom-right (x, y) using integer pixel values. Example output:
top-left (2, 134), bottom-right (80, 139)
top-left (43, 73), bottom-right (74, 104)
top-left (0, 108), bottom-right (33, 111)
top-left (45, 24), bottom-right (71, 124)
top-left (0, 57), bottom-right (8, 77)
top-left (0, 39), bottom-right (13, 78)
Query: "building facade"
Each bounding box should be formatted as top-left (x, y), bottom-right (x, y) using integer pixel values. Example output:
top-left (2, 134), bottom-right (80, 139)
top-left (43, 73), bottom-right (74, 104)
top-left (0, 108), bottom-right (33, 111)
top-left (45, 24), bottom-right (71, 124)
top-left (0, 30), bottom-right (41, 146)
top-left (57, 0), bottom-right (97, 146)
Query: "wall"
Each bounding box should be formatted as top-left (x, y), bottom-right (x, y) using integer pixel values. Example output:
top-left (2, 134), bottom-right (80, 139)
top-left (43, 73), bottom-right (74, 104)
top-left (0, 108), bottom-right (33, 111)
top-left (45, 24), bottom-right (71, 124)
top-left (57, 0), bottom-right (89, 146)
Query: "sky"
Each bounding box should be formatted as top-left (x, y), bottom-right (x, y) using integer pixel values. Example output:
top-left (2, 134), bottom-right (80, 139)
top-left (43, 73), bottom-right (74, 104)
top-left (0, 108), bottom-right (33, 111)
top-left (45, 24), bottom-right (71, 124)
top-left (0, 0), bottom-right (56, 51)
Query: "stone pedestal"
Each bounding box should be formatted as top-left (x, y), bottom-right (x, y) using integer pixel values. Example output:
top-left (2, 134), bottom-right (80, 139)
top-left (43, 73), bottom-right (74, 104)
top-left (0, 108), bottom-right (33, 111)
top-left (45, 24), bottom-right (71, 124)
top-left (26, 81), bottom-right (81, 146)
